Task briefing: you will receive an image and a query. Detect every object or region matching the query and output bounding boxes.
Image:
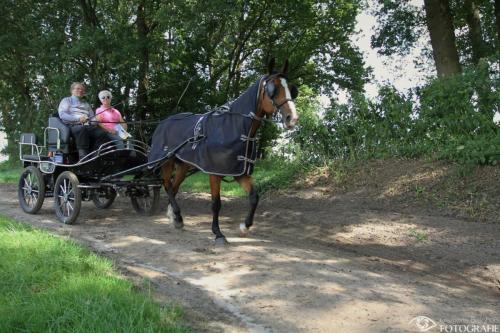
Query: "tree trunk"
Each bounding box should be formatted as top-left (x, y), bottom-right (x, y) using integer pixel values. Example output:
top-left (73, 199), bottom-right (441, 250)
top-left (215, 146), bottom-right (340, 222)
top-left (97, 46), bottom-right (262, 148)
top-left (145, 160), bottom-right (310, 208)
top-left (495, 0), bottom-right (500, 52)
top-left (464, 0), bottom-right (487, 63)
top-left (79, 0), bottom-right (100, 86)
top-left (137, 0), bottom-right (150, 120)
top-left (423, 0), bottom-right (462, 76)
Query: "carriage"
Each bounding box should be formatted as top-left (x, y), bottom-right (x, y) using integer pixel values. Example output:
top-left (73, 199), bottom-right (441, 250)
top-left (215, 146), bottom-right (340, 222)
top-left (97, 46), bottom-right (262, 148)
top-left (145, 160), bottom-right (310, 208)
top-left (18, 115), bottom-right (164, 224)
top-left (17, 58), bottom-right (298, 244)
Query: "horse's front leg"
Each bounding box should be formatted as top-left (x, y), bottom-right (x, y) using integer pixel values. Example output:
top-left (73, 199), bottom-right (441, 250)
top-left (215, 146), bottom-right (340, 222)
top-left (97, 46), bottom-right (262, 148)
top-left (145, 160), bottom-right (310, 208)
top-left (209, 175), bottom-right (228, 245)
top-left (235, 175), bottom-right (259, 236)
top-left (161, 160), bottom-right (185, 229)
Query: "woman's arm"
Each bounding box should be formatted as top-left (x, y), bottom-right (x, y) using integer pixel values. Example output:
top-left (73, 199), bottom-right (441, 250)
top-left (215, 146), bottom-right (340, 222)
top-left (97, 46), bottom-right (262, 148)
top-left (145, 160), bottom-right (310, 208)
top-left (120, 115), bottom-right (127, 131)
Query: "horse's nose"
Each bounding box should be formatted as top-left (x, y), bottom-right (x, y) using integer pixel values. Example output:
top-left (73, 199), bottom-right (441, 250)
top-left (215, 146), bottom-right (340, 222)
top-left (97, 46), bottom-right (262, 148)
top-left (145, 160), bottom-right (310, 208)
top-left (285, 115), bottom-right (298, 129)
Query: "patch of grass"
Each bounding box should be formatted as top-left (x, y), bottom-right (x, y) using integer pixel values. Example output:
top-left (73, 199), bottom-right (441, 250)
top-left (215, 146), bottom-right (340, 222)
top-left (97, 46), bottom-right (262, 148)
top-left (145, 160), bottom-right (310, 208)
top-left (180, 157), bottom-right (307, 197)
top-left (0, 214), bottom-right (190, 333)
top-left (0, 161), bottom-right (22, 184)
top-left (181, 172), bottom-right (245, 196)
top-left (414, 185), bottom-right (426, 198)
top-left (408, 228), bottom-right (428, 242)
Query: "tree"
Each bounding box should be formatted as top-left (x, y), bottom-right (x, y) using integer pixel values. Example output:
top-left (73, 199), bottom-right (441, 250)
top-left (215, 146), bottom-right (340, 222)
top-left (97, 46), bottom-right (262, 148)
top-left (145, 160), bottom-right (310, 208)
top-left (372, 0), bottom-right (498, 76)
top-left (496, 0), bottom-right (500, 51)
top-left (0, 0), bottom-right (370, 160)
top-left (463, 0), bottom-right (488, 63)
top-left (424, 0), bottom-right (462, 76)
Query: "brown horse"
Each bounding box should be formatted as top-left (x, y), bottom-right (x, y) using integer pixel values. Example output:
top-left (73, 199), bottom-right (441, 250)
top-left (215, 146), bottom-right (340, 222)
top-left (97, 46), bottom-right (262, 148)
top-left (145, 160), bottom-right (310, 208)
top-left (157, 59), bottom-right (298, 245)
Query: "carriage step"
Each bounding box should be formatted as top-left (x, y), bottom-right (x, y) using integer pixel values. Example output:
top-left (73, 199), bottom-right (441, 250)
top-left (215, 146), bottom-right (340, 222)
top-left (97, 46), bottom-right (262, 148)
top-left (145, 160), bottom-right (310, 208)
top-left (78, 185), bottom-right (101, 189)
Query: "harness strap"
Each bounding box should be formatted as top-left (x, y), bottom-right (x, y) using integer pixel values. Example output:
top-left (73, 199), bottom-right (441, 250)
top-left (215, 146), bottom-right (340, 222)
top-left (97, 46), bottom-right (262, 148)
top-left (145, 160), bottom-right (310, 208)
top-left (248, 112), bottom-right (263, 121)
top-left (276, 98), bottom-right (293, 109)
top-left (240, 134), bottom-right (258, 142)
top-left (237, 155), bottom-right (256, 164)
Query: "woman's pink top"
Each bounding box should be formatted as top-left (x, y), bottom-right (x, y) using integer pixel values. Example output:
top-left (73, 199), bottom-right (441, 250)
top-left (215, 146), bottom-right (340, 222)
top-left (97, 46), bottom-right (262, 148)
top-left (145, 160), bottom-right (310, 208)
top-left (96, 106), bottom-right (122, 131)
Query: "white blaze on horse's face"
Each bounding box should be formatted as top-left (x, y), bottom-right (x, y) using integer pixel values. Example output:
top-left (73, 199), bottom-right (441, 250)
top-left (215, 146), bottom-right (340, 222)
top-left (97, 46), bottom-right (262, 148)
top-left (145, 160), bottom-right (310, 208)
top-left (280, 78), bottom-right (299, 129)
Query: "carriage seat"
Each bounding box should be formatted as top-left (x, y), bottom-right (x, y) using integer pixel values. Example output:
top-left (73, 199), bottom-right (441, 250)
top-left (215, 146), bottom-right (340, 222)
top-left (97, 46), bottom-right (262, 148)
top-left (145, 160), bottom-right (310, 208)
top-left (47, 116), bottom-right (74, 153)
top-left (20, 133), bottom-right (50, 161)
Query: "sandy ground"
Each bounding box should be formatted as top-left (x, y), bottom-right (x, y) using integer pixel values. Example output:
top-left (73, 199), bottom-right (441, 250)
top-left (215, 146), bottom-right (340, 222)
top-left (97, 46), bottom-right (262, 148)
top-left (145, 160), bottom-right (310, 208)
top-left (1, 183), bottom-right (499, 333)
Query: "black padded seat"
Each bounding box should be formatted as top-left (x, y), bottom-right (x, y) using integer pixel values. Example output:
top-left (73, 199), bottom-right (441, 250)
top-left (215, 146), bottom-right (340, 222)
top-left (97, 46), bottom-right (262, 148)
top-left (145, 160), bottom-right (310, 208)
top-left (47, 116), bottom-right (74, 153)
top-left (22, 155), bottom-right (51, 161)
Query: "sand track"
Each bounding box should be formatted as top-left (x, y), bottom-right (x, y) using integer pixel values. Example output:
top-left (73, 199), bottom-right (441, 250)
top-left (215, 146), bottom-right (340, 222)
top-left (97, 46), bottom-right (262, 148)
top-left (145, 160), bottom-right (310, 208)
top-left (1, 184), bottom-right (499, 332)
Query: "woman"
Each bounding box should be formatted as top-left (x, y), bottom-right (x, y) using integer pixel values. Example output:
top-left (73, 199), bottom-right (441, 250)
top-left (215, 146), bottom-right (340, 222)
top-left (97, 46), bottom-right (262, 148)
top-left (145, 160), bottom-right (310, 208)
top-left (95, 90), bottom-right (129, 148)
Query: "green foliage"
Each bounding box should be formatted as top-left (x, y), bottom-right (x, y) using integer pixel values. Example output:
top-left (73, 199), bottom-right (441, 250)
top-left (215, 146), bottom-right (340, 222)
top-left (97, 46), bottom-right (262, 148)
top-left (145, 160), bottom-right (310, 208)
top-left (0, 0), bottom-right (368, 160)
top-left (0, 215), bottom-right (190, 333)
top-left (371, 0), bottom-right (426, 56)
top-left (290, 61), bottom-right (499, 166)
top-left (418, 61), bottom-right (500, 164)
top-left (179, 157), bottom-right (308, 196)
top-left (321, 85), bottom-right (417, 160)
top-left (289, 86), bottom-right (334, 162)
top-left (0, 161), bottom-right (22, 183)
top-left (372, 0), bottom-right (497, 66)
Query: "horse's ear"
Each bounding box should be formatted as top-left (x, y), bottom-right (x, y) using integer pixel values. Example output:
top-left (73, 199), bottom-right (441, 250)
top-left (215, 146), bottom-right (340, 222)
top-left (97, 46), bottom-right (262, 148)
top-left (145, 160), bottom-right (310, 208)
top-left (282, 59), bottom-right (289, 75)
top-left (268, 57), bottom-right (276, 74)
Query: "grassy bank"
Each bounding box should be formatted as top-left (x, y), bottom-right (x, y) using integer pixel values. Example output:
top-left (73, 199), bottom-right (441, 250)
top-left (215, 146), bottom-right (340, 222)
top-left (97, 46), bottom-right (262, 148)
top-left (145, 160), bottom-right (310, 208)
top-left (0, 160), bottom-right (21, 183)
top-left (0, 214), bottom-right (190, 332)
top-left (0, 158), bottom-right (306, 197)
top-left (181, 157), bottom-right (306, 197)
top-left (304, 158), bottom-right (500, 222)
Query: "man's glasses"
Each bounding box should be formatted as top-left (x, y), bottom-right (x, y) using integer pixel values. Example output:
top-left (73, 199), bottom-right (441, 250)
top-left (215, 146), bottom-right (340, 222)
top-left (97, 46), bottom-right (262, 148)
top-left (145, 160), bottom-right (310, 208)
top-left (100, 96), bottom-right (111, 100)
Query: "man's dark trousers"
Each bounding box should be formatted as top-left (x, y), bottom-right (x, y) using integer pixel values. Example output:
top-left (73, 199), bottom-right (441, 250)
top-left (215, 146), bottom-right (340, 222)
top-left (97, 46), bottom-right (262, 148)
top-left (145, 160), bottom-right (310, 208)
top-left (69, 125), bottom-right (109, 154)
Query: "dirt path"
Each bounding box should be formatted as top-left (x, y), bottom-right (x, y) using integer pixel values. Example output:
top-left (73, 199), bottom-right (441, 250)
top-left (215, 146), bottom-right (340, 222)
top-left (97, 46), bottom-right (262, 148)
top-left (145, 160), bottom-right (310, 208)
top-left (1, 184), bottom-right (499, 332)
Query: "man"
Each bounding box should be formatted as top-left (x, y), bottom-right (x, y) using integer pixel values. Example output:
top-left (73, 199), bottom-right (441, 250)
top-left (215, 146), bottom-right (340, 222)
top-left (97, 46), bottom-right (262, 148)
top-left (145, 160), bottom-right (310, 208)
top-left (58, 82), bottom-right (108, 159)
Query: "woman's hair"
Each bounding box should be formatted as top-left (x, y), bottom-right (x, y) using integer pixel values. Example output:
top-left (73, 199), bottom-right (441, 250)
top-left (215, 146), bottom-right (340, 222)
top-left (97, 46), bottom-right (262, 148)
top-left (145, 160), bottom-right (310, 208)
top-left (70, 82), bottom-right (85, 92)
top-left (98, 90), bottom-right (112, 100)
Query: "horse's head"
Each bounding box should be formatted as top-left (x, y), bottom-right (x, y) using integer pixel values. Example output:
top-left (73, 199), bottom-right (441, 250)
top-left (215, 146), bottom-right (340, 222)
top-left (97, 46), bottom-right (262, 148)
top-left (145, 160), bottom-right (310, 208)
top-left (261, 58), bottom-right (299, 129)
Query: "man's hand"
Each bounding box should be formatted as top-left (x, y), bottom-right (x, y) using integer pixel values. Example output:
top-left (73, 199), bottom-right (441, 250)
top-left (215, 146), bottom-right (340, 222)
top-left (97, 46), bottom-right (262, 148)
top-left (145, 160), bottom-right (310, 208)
top-left (79, 115), bottom-right (88, 124)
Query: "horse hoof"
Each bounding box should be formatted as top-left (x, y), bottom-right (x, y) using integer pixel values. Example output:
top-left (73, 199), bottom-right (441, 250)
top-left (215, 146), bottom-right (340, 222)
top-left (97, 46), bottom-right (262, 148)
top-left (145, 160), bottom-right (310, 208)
top-left (239, 223), bottom-right (249, 237)
top-left (215, 237), bottom-right (229, 246)
top-left (173, 216), bottom-right (184, 229)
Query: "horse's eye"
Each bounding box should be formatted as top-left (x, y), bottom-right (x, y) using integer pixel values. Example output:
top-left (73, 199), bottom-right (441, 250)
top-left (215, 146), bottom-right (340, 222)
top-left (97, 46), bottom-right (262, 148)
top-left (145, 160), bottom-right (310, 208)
top-left (290, 85), bottom-right (299, 99)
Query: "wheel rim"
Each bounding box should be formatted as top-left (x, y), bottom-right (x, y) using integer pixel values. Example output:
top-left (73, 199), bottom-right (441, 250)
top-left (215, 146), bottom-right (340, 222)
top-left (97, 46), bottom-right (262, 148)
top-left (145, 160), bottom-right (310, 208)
top-left (21, 171), bottom-right (40, 208)
top-left (57, 178), bottom-right (75, 218)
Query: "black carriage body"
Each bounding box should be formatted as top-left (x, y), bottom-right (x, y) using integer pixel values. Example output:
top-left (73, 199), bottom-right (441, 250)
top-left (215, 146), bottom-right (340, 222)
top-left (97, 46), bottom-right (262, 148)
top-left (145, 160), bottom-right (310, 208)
top-left (18, 118), bottom-right (163, 224)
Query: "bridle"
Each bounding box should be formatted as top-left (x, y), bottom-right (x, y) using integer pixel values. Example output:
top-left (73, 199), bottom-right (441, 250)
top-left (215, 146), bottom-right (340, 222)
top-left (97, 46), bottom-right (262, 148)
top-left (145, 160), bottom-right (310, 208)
top-left (262, 74), bottom-right (297, 123)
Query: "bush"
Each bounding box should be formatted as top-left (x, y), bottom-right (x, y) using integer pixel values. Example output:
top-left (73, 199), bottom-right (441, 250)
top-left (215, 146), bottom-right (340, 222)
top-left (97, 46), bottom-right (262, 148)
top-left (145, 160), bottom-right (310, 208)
top-left (288, 60), bottom-right (499, 166)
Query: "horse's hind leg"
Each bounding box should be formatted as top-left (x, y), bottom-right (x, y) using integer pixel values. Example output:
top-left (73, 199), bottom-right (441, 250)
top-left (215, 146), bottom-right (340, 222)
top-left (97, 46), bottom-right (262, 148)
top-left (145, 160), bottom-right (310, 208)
top-left (161, 160), bottom-right (184, 229)
top-left (235, 175), bottom-right (259, 236)
top-left (209, 175), bottom-right (228, 245)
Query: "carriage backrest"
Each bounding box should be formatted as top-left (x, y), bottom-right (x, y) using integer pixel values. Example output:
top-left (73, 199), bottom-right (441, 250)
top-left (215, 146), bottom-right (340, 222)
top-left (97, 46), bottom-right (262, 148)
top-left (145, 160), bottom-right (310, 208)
top-left (20, 133), bottom-right (37, 145)
top-left (47, 116), bottom-right (72, 153)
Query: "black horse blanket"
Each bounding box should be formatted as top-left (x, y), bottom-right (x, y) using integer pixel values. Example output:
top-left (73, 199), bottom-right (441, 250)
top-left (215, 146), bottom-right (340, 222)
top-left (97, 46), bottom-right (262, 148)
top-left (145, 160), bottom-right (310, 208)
top-left (148, 78), bottom-right (263, 176)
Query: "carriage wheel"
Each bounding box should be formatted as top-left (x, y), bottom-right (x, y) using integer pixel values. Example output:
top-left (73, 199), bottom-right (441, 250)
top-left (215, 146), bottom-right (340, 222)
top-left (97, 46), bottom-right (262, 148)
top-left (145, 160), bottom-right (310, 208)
top-left (92, 188), bottom-right (117, 209)
top-left (18, 166), bottom-right (46, 214)
top-left (130, 186), bottom-right (160, 216)
top-left (54, 171), bottom-right (82, 224)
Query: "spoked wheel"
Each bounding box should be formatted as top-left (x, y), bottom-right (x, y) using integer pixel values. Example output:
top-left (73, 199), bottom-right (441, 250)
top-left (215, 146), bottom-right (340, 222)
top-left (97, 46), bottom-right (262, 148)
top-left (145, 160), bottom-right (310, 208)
top-left (18, 166), bottom-right (46, 214)
top-left (92, 188), bottom-right (117, 209)
top-left (54, 171), bottom-right (81, 224)
top-left (130, 186), bottom-right (160, 216)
